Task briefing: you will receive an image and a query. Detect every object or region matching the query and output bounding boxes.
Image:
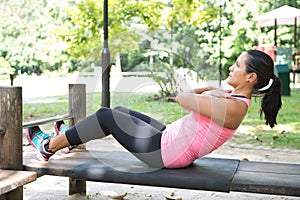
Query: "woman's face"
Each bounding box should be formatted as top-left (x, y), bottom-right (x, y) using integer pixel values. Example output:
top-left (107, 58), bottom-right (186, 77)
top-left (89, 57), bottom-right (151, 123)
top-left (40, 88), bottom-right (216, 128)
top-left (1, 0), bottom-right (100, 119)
top-left (227, 52), bottom-right (250, 88)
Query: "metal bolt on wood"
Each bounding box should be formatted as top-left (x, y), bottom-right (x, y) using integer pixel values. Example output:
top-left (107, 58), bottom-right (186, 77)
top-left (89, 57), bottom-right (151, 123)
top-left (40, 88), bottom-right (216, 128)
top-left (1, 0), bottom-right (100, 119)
top-left (0, 126), bottom-right (6, 135)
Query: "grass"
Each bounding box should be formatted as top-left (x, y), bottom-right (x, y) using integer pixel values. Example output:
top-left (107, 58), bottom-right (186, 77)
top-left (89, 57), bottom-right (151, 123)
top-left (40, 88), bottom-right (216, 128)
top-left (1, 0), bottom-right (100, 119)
top-left (24, 96), bottom-right (69, 121)
top-left (24, 88), bottom-right (300, 149)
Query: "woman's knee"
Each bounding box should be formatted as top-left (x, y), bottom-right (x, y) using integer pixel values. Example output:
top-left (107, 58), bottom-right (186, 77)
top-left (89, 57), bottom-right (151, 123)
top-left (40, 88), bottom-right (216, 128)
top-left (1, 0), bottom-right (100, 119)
top-left (95, 107), bottom-right (112, 119)
top-left (114, 106), bottom-right (127, 112)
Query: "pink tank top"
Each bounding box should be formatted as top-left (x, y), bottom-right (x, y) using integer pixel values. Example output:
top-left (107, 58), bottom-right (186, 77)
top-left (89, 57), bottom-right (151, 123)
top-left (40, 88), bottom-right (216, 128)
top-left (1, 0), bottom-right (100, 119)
top-left (160, 95), bottom-right (251, 168)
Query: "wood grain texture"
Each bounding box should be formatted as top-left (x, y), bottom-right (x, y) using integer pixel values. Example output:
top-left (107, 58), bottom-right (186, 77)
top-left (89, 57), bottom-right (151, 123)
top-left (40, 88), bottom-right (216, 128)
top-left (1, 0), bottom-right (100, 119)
top-left (0, 170), bottom-right (37, 195)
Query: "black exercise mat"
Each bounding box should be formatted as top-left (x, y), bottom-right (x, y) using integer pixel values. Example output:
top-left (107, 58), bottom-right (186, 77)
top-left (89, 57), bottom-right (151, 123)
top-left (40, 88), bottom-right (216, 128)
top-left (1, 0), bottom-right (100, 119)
top-left (71, 151), bottom-right (240, 192)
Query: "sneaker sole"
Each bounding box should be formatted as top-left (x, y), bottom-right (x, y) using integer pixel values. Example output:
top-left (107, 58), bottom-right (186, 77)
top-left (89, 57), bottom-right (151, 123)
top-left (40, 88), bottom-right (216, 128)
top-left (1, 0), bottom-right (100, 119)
top-left (26, 129), bottom-right (49, 161)
top-left (54, 122), bottom-right (60, 137)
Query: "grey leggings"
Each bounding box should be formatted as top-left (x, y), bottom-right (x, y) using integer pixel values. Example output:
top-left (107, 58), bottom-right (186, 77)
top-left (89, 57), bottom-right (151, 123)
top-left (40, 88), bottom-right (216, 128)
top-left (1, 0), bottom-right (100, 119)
top-left (65, 106), bottom-right (166, 167)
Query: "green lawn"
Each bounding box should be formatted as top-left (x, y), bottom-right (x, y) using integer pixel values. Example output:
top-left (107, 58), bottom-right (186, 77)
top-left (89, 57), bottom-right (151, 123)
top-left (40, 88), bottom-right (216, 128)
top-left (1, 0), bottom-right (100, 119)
top-left (24, 88), bottom-right (300, 149)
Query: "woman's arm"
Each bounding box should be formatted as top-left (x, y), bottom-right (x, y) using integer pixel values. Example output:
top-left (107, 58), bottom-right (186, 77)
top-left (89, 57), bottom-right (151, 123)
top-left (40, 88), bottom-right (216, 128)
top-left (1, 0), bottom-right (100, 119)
top-left (175, 87), bottom-right (216, 113)
top-left (192, 86), bottom-right (217, 94)
top-left (175, 87), bottom-right (228, 104)
top-left (175, 86), bottom-right (216, 102)
top-left (175, 91), bottom-right (248, 129)
top-left (181, 86), bottom-right (217, 94)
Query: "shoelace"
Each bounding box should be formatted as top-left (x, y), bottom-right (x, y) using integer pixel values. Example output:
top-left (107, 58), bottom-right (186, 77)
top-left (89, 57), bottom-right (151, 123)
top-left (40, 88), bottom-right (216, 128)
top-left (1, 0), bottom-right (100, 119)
top-left (36, 130), bottom-right (51, 140)
top-left (59, 125), bottom-right (68, 134)
top-left (49, 131), bottom-right (57, 138)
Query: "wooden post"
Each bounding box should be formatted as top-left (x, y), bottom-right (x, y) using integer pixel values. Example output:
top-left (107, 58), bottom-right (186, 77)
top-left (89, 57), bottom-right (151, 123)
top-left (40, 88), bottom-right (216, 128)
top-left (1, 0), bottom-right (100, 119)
top-left (68, 84), bottom-right (87, 195)
top-left (0, 87), bottom-right (23, 200)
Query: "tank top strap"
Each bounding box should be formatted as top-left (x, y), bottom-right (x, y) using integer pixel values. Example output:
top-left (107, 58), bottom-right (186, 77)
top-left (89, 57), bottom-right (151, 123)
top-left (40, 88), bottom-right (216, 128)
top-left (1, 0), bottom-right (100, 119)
top-left (229, 95), bottom-right (251, 107)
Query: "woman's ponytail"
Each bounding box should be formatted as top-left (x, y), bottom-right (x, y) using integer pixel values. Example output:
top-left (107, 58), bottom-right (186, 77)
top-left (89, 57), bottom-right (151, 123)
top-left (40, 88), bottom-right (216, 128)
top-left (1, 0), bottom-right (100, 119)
top-left (259, 75), bottom-right (282, 128)
top-left (245, 50), bottom-right (282, 128)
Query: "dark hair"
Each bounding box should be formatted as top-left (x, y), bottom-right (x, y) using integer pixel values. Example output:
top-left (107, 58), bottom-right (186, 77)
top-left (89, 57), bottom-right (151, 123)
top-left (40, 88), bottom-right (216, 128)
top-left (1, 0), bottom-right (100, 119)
top-left (244, 50), bottom-right (282, 128)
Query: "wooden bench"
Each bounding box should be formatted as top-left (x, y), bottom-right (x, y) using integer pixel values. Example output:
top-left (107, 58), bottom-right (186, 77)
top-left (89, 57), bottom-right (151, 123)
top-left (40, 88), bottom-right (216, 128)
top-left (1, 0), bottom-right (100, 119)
top-left (1, 85), bottom-right (300, 199)
top-left (23, 149), bottom-right (300, 197)
top-left (0, 170), bottom-right (37, 195)
top-left (0, 84), bottom-right (86, 199)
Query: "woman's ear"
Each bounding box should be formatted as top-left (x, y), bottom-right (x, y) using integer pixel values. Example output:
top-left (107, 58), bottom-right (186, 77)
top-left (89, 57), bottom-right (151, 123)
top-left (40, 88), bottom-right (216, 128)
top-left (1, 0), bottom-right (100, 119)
top-left (247, 72), bottom-right (258, 83)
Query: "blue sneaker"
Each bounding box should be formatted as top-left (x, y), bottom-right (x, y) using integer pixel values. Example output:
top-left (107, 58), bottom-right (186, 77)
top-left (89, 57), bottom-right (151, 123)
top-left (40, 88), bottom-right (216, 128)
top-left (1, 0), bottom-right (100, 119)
top-left (26, 126), bottom-right (54, 161)
top-left (54, 120), bottom-right (77, 153)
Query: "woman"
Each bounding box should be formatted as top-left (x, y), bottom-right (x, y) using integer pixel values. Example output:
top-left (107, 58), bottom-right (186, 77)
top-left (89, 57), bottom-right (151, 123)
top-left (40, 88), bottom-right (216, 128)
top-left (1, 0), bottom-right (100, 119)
top-left (26, 50), bottom-right (282, 168)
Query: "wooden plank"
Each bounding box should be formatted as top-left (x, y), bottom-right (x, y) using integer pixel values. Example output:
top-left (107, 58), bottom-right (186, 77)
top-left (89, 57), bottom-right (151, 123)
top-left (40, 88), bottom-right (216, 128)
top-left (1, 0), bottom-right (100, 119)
top-left (235, 161), bottom-right (300, 175)
top-left (0, 170), bottom-right (37, 195)
top-left (231, 161), bottom-right (300, 196)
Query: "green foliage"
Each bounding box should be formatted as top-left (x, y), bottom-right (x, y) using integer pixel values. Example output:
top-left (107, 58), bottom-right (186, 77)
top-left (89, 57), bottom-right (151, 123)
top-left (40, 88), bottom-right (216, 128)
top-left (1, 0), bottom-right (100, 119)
top-left (120, 51), bottom-right (148, 72)
top-left (1, 0), bottom-right (299, 80)
top-left (0, 0), bottom-right (73, 75)
top-left (0, 57), bottom-right (14, 74)
top-left (56, 0), bottom-right (104, 60)
top-left (55, 0), bottom-right (164, 63)
top-left (56, 0), bottom-right (219, 83)
top-left (163, 0), bottom-right (216, 28)
top-left (150, 62), bottom-right (180, 97)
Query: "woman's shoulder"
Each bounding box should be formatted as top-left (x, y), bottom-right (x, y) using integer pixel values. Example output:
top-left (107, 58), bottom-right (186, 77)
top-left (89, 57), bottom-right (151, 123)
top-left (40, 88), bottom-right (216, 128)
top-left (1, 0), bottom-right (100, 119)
top-left (228, 95), bottom-right (251, 107)
top-left (218, 96), bottom-right (250, 129)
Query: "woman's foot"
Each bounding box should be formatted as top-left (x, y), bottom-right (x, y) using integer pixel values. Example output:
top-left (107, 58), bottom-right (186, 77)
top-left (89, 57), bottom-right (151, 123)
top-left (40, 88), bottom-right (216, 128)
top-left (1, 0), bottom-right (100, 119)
top-left (54, 120), bottom-right (77, 153)
top-left (26, 126), bottom-right (54, 161)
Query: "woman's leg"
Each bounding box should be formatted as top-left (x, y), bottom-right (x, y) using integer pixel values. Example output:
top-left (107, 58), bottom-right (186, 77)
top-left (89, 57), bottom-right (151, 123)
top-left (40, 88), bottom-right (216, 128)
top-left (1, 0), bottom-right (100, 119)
top-left (49, 112), bottom-right (108, 152)
top-left (49, 133), bottom-right (70, 152)
top-left (60, 107), bottom-right (164, 167)
top-left (114, 106), bottom-right (166, 131)
top-left (96, 107), bottom-right (164, 168)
